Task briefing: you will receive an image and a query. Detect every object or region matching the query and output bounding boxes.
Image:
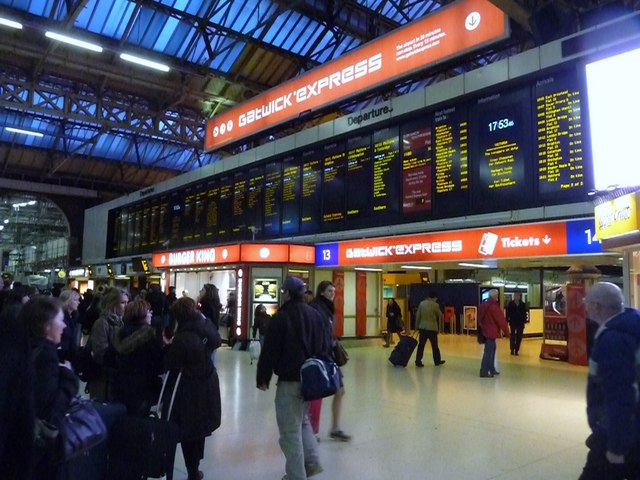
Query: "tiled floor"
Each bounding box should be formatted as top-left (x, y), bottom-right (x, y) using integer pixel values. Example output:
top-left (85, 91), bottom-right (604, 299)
top-left (173, 335), bottom-right (590, 480)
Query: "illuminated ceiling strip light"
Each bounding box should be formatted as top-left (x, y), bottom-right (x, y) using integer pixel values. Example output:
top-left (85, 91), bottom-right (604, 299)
top-left (6, 127), bottom-right (44, 137)
top-left (458, 262), bottom-right (492, 269)
top-left (400, 265), bottom-right (432, 270)
top-left (45, 31), bottom-right (103, 52)
top-left (120, 53), bottom-right (170, 72)
top-left (0, 17), bottom-right (23, 29)
top-left (355, 267), bottom-right (382, 272)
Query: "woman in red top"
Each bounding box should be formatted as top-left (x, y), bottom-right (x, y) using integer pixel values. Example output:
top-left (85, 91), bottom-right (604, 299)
top-left (479, 289), bottom-right (510, 378)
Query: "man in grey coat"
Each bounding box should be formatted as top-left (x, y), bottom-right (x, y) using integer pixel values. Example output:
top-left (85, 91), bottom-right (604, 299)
top-left (414, 291), bottom-right (445, 367)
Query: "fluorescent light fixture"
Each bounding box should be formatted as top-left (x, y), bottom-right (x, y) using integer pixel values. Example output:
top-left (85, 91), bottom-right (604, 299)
top-left (45, 31), bottom-right (103, 52)
top-left (492, 281), bottom-right (505, 287)
top-left (400, 265), bottom-right (432, 270)
top-left (3, 219), bottom-right (8, 224)
top-left (505, 283), bottom-right (517, 289)
top-left (517, 284), bottom-right (529, 289)
top-left (355, 267), bottom-right (382, 272)
top-left (6, 127), bottom-right (44, 137)
top-left (27, 200), bottom-right (36, 205)
top-left (458, 262), bottom-right (492, 269)
top-left (0, 17), bottom-right (23, 29)
top-left (0, 225), bottom-right (3, 231)
top-left (120, 53), bottom-right (170, 72)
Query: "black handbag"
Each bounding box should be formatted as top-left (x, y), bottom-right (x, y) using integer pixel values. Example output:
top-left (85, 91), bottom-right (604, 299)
top-left (333, 341), bottom-right (349, 367)
top-left (59, 397), bottom-right (108, 461)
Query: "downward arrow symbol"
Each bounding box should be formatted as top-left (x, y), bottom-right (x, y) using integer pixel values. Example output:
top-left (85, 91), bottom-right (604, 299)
top-left (543, 235), bottom-right (551, 244)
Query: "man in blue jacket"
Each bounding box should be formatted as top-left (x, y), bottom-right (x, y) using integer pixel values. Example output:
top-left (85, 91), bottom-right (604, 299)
top-left (257, 276), bottom-right (332, 480)
top-left (579, 282), bottom-right (640, 480)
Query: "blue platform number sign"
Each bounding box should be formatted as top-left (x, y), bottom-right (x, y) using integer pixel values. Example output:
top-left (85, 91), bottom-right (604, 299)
top-left (566, 219), bottom-right (602, 254)
top-left (315, 243), bottom-right (339, 267)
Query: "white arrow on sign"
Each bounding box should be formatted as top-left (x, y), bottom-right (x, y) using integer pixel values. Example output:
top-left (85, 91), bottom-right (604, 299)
top-left (543, 235), bottom-right (551, 244)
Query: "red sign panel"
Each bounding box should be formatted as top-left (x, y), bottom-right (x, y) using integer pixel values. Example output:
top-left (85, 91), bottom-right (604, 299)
top-left (151, 243), bottom-right (315, 268)
top-left (566, 282), bottom-right (587, 366)
top-left (335, 221), bottom-right (568, 265)
top-left (333, 271), bottom-right (345, 338)
top-left (205, 0), bottom-right (507, 151)
top-left (356, 271), bottom-right (368, 337)
top-left (152, 244), bottom-right (241, 267)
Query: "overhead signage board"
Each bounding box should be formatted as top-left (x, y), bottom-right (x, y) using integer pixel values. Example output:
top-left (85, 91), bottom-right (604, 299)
top-left (204, 0), bottom-right (508, 151)
top-left (152, 243), bottom-right (315, 268)
top-left (315, 219), bottom-right (601, 266)
top-left (594, 192), bottom-right (640, 240)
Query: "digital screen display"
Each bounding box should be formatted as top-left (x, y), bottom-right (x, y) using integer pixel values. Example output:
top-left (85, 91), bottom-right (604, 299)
top-left (217, 175), bottom-right (232, 240)
top-left (345, 134), bottom-right (371, 225)
top-left (232, 171), bottom-right (247, 238)
top-left (169, 191), bottom-right (183, 247)
top-left (402, 119), bottom-right (432, 215)
top-left (107, 66), bottom-right (593, 258)
top-left (372, 126), bottom-right (401, 220)
top-left (536, 72), bottom-right (586, 199)
top-left (204, 180), bottom-right (219, 241)
top-left (281, 156), bottom-right (301, 235)
top-left (193, 186), bottom-right (206, 241)
top-left (322, 141), bottom-right (346, 227)
top-left (471, 88), bottom-right (532, 209)
top-left (300, 149), bottom-right (322, 234)
top-left (263, 161), bottom-right (282, 236)
top-left (433, 105), bottom-right (468, 214)
top-left (246, 166), bottom-right (264, 237)
top-left (183, 187), bottom-right (195, 242)
top-left (586, 47), bottom-right (640, 191)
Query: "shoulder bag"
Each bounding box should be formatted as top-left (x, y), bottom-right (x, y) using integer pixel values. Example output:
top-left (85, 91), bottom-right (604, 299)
top-left (332, 340), bottom-right (349, 367)
top-left (58, 396), bottom-right (108, 461)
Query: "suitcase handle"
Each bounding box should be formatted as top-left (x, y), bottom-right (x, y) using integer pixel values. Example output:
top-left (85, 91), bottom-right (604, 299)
top-left (153, 370), bottom-right (182, 421)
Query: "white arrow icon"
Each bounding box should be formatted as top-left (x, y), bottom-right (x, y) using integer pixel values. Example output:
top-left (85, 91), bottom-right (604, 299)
top-left (465, 12), bottom-right (481, 31)
top-left (543, 235), bottom-right (551, 244)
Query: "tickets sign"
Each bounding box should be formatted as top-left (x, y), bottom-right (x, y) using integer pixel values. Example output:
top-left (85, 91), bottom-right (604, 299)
top-left (205, 0), bottom-right (508, 151)
top-left (315, 218), bottom-right (601, 266)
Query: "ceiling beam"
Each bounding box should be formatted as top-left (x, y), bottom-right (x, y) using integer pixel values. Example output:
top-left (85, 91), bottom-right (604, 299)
top-left (488, 0), bottom-right (533, 33)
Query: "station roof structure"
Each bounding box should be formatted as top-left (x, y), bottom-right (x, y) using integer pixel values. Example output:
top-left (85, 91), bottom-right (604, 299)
top-left (4, 0), bottom-right (634, 198)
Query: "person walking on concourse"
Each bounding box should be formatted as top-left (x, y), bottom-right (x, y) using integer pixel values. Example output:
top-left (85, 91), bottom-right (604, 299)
top-left (257, 276), bottom-right (332, 480)
top-left (579, 282), bottom-right (640, 480)
top-left (478, 289), bottom-right (510, 378)
top-left (414, 291), bottom-right (445, 367)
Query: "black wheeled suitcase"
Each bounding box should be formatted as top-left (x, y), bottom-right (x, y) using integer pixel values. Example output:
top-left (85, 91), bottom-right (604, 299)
top-left (389, 335), bottom-right (418, 367)
top-left (67, 401), bottom-right (127, 480)
top-left (107, 371), bottom-right (182, 480)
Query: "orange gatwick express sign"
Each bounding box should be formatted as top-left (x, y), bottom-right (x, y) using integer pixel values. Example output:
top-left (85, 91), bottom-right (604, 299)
top-left (205, 0), bottom-right (508, 151)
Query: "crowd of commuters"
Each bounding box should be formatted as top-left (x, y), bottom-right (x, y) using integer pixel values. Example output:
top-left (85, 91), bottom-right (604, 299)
top-left (2, 275), bottom-right (640, 480)
top-left (0, 280), bottom-right (224, 480)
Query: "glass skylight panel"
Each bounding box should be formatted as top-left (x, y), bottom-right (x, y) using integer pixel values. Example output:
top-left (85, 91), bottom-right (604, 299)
top-left (154, 15), bottom-right (180, 51)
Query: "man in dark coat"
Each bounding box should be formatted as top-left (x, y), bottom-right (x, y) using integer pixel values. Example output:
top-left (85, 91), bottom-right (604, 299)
top-left (579, 282), bottom-right (640, 480)
top-left (257, 276), bottom-right (331, 480)
top-left (506, 292), bottom-right (527, 356)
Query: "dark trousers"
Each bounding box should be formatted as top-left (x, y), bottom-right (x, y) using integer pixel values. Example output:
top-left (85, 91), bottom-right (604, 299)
top-left (579, 433), bottom-right (640, 480)
top-left (181, 437), bottom-right (205, 479)
top-left (416, 329), bottom-right (441, 365)
top-left (509, 323), bottom-right (524, 353)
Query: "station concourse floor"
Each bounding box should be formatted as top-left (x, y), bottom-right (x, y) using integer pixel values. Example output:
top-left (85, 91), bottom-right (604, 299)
top-left (173, 335), bottom-right (590, 480)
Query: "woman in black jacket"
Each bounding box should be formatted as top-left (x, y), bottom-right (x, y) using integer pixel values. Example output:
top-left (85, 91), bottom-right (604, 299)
top-left (25, 296), bottom-right (79, 480)
top-left (198, 284), bottom-right (221, 328)
top-left (165, 297), bottom-right (222, 480)
top-left (113, 298), bottom-right (165, 416)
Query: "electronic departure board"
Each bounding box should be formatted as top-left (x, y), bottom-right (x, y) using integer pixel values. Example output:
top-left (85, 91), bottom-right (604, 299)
top-left (169, 191), bottom-right (183, 246)
top-left (246, 166), bottom-right (264, 237)
top-left (345, 135), bottom-right (372, 225)
top-left (194, 187), bottom-right (206, 241)
top-left (263, 161), bottom-right (282, 236)
top-left (183, 187), bottom-right (195, 242)
top-left (402, 120), bottom-right (432, 215)
top-left (204, 180), bottom-right (219, 241)
top-left (372, 126), bottom-right (401, 220)
top-left (433, 105), bottom-right (468, 214)
top-left (322, 141), bottom-right (346, 227)
top-left (232, 172), bottom-right (247, 238)
top-left (300, 149), bottom-right (322, 234)
top-left (470, 88), bottom-right (533, 209)
top-left (282, 156), bottom-right (301, 234)
top-left (217, 176), bottom-right (232, 241)
top-left (106, 67), bottom-right (593, 258)
top-left (535, 72), bottom-right (585, 200)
